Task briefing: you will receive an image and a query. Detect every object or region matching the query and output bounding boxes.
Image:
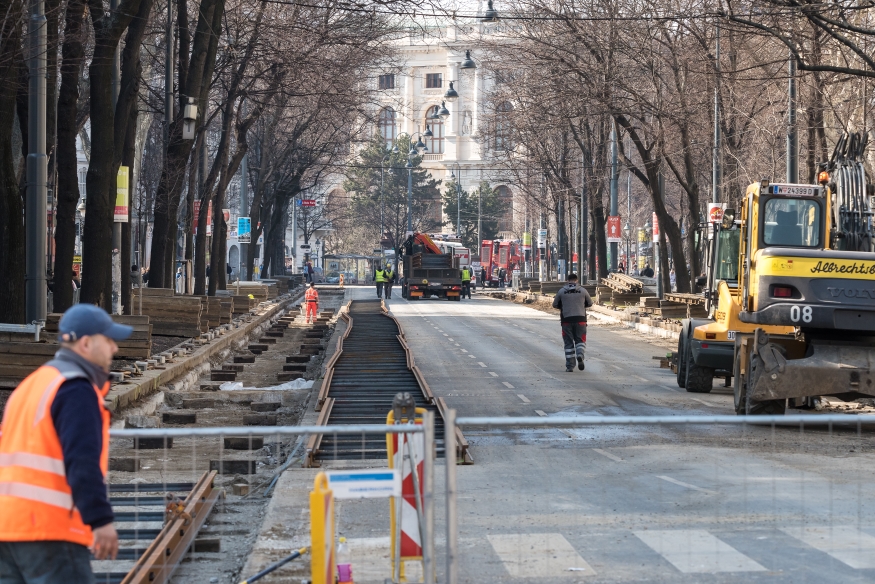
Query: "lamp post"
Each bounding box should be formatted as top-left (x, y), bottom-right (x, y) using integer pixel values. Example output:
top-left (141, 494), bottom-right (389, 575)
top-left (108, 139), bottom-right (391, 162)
top-left (380, 148), bottom-right (394, 260)
top-left (644, 219), bottom-right (652, 270)
top-left (623, 221), bottom-right (631, 274)
top-left (76, 200), bottom-right (86, 255)
top-left (449, 162), bottom-right (462, 239)
top-left (395, 131), bottom-right (431, 236)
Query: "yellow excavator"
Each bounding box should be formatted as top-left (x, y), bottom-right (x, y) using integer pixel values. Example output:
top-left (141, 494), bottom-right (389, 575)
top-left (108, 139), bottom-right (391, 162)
top-left (677, 132), bottom-right (875, 414)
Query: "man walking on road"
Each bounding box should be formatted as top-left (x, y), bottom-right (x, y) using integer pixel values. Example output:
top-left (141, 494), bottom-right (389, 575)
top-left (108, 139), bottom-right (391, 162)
top-left (304, 282), bottom-right (319, 324)
top-left (0, 304), bottom-right (132, 582)
top-left (461, 266), bottom-right (472, 299)
top-left (384, 264), bottom-right (396, 299)
top-left (374, 264), bottom-right (387, 299)
top-left (552, 273), bottom-right (593, 372)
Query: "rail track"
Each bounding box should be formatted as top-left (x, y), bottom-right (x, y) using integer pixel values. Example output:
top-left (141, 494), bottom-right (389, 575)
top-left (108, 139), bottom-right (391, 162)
top-left (307, 299), bottom-right (470, 466)
top-left (95, 471), bottom-right (220, 584)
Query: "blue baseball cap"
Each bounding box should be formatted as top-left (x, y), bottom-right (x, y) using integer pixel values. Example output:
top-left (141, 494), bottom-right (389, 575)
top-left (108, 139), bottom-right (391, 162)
top-left (58, 304), bottom-right (133, 343)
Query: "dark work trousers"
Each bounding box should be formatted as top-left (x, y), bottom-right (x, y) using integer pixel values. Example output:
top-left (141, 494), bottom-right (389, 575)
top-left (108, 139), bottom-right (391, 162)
top-left (561, 321), bottom-right (587, 368)
top-left (0, 541), bottom-right (95, 584)
top-left (385, 282), bottom-right (394, 299)
top-left (376, 282), bottom-right (385, 298)
top-left (461, 281), bottom-right (471, 299)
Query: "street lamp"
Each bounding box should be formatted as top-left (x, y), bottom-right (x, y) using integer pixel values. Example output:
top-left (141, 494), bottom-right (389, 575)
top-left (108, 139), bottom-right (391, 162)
top-left (444, 82), bottom-right (459, 102)
top-left (396, 131), bottom-right (429, 235)
top-left (450, 162), bottom-right (462, 239)
top-left (437, 101), bottom-right (451, 120)
top-left (482, 0), bottom-right (499, 22)
top-left (380, 148), bottom-right (393, 258)
top-left (460, 50), bottom-right (477, 70)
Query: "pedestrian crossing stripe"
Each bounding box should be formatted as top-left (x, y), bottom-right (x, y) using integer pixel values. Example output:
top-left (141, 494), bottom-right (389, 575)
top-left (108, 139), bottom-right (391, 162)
top-left (780, 526), bottom-right (875, 569)
top-left (635, 529), bottom-right (766, 573)
top-left (487, 533), bottom-right (595, 578)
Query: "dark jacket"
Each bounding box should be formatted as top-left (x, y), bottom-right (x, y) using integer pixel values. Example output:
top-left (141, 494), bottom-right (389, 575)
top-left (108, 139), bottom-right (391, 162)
top-left (552, 283), bottom-right (593, 323)
top-left (49, 349), bottom-right (114, 529)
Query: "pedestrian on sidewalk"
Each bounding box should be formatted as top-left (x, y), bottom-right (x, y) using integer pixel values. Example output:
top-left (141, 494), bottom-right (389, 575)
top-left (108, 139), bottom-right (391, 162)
top-left (552, 273), bottom-right (593, 372)
top-left (304, 282), bottom-right (319, 324)
top-left (384, 264), bottom-right (396, 299)
top-left (374, 264), bottom-right (387, 299)
top-left (0, 304), bottom-right (133, 582)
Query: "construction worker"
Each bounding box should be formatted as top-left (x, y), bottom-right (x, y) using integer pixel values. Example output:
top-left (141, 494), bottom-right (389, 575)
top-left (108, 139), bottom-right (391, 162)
top-left (374, 264), bottom-right (387, 299)
top-left (461, 265), bottom-right (472, 299)
top-left (304, 282), bottom-right (319, 324)
top-left (552, 273), bottom-right (593, 372)
top-left (339, 273), bottom-right (345, 289)
top-left (384, 264), bottom-right (395, 299)
top-left (0, 304), bottom-right (132, 581)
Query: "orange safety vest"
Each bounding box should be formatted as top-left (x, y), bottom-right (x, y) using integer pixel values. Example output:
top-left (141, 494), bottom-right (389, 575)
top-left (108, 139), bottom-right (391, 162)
top-left (0, 360), bottom-right (110, 546)
top-left (305, 288), bottom-right (319, 303)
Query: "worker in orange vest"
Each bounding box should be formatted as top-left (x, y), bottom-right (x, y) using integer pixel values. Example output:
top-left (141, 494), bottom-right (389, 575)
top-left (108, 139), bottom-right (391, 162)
top-left (305, 282), bottom-right (319, 324)
top-left (339, 273), bottom-right (345, 289)
top-left (0, 304), bottom-right (132, 581)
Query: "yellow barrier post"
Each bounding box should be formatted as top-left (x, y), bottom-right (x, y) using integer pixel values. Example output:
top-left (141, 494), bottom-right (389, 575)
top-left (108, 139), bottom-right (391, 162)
top-left (310, 472), bottom-right (336, 584)
top-left (387, 403), bottom-right (427, 583)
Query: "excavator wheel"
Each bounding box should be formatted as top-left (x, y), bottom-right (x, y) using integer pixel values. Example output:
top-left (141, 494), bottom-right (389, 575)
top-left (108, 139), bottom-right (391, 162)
top-left (676, 331), bottom-right (688, 388)
top-left (684, 338), bottom-right (714, 393)
top-left (744, 354), bottom-right (786, 415)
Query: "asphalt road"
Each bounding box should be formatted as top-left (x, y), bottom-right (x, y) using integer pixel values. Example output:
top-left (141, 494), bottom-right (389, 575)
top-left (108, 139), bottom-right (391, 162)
top-left (351, 285), bottom-right (875, 584)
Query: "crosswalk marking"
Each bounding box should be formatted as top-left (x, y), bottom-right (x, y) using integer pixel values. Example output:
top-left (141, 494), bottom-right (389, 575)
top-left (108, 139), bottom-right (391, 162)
top-left (635, 529), bottom-right (766, 573)
top-left (488, 533), bottom-right (595, 578)
top-left (781, 526), bottom-right (875, 569)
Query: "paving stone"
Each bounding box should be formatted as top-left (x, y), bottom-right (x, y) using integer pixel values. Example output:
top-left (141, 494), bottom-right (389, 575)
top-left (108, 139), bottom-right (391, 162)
top-left (224, 436), bottom-right (265, 450)
top-left (163, 411), bottom-right (198, 424)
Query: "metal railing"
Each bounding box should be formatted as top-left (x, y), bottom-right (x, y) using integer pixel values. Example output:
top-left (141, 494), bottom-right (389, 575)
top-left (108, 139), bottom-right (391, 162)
top-left (444, 413), bottom-right (875, 584)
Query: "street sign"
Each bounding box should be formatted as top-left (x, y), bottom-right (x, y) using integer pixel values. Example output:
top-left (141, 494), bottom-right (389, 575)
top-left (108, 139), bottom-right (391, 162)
top-left (606, 215), bottom-right (622, 242)
top-left (537, 228), bottom-right (547, 248)
top-left (326, 469), bottom-right (400, 499)
top-left (300, 244), bottom-right (311, 250)
top-left (652, 212), bottom-right (660, 243)
top-left (300, 199), bottom-right (317, 207)
top-left (237, 217), bottom-right (251, 243)
top-left (708, 202), bottom-right (726, 223)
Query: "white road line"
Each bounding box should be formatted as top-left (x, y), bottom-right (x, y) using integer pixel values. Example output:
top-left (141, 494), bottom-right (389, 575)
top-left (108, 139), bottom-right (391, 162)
top-left (502, 382), bottom-right (515, 389)
top-left (535, 410), bottom-right (547, 417)
top-left (454, 343), bottom-right (460, 347)
top-left (488, 372), bottom-right (499, 377)
top-left (460, 349), bottom-right (468, 353)
top-left (656, 475), bottom-right (718, 495)
top-left (488, 533), bottom-right (596, 578)
top-left (660, 385), bottom-right (680, 392)
top-left (690, 398), bottom-right (718, 408)
top-left (448, 338), bottom-right (454, 341)
top-left (477, 362), bottom-right (487, 368)
top-left (781, 526), bottom-right (875, 569)
top-left (443, 333), bottom-right (448, 337)
top-left (633, 375), bottom-right (649, 382)
top-left (469, 355), bottom-right (476, 358)
top-left (517, 394), bottom-right (530, 403)
top-left (635, 530), bottom-right (766, 573)
top-left (592, 448), bottom-right (623, 462)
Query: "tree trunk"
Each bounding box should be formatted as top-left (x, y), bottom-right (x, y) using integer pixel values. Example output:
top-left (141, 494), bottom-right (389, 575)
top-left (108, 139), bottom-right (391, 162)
top-left (593, 204), bottom-right (608, 279)
top-left (0, 0), bottom-right (25, 322)
top-left (52, 0), bottom-right (86, 312)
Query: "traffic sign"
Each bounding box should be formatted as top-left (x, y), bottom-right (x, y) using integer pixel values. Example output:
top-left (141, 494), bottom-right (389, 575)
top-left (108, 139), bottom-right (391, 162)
top-left (606, 215), bottom-right (622, 242)
top-left (326, 469), bottom-right (400, 499)
top-left (300, 244), bottom-right (311, 250)
top-left (297, 199), bottom-right (317, 207)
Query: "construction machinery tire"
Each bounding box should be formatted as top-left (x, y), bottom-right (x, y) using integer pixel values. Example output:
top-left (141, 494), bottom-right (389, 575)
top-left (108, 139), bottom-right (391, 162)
top-left (676, 331), bottom-right (688, 388)
top-left (684, 339), bottom-right (714, 393)
top-left (745, 354), bottom-right (786, 415)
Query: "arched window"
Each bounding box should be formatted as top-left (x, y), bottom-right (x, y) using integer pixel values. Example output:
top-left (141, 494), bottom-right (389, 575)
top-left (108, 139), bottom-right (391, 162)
top-left (496, 185), bottom-right (513, 232)
top-left (378, 107), bottom-right (396, 148)
top-left (424, 106), bottom-right (444, 154)
top-left (493, 102), bottom-right (513, 151)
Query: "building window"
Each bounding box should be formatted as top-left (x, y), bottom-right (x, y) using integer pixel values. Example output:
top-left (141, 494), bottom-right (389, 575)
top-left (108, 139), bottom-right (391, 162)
top-left (496, 185), bottom-right (513, 232)
top-left (424, 106), bottom-right (444, 154)
top-left (378, 107), bottom-right (396, 148)
top-left (379, 74), bottom-right (395, 90)
top-left (493, 101), bottom-right (513, 151)
top-left (425, 73), bottom-right (443, 89)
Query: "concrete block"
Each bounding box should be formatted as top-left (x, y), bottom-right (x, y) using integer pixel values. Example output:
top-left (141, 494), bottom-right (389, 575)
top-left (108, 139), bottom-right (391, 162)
top-left (109, 458), bottom-right (140, 472)
top-left (125, 415), bottom-right (160, 429)
top-left (182, 398), bottom-right (216, 409)
top-left (231, 483), bottom-right (250, 496)
top-left (133, 437), bottom-right (173, 449)
top-left (283, 364), bottom-right (307, 372)
top-left (163, 411), bottom-right (198, 424)
top-left (286, 355), bottom-right (310, 363)
top-left (224, 436), bottom-right (265, 450)
top-left (210, 459), bottom-right (257, 474)
top-left (233, 355), bottom-right (256, 364)
top-left (222, 363), bottom-right (245, 372)
top-left (250, 402), bottom-right (280, 412)
top-left (243, 413), bottom-right (277, 426)
top-left (211, 370), bottom-right (237, 381)
top-left (248, 344), bottom-right (269, 352)
top-left (258, 337), bottom-right (277, 344)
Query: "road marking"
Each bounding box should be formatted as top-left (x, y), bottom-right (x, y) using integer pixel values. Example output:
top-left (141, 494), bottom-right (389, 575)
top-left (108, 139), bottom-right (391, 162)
top-left (633, 375), bottom-right (649, 382)
top-left (690, 398), bottom-right (718, 408)
top-left (535, 410), bottom-right (547, 416)
top-left (488, 372), bottom-right (498, 377)
top-left (488, 533), bottom-right (596, 578)
top-left (635, 530), bottom-right (766, 573)
top-left (517, 394), bottom-right (530, 403)
top-left (443, 334), bottom-right (448, 337)
top-left (781, 526), bottom-right (875, 569)
top-left (502, 382), bottom-right (515, 389)
top-left (656, 475), bottom-right (717, 495)
top-left (455, 343), bottom-right (460, 347)
top-left (660, 385), bottom-right (680, 392)
top-left (448, 338), bottom-right (454, 341)
top-left (592, 448), bottom-right (623, 462)
top-left (460, 349), bottom-right (468, 353)
top-left (469, 355), bottom-right (476, 358)
top-left (477, 362), bottom-right (487, 368)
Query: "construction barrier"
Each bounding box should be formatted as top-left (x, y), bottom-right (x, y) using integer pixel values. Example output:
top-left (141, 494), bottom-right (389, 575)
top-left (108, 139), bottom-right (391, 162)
top-left (310, 472), bottom-right (336, 584)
